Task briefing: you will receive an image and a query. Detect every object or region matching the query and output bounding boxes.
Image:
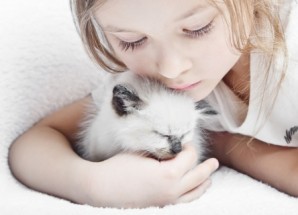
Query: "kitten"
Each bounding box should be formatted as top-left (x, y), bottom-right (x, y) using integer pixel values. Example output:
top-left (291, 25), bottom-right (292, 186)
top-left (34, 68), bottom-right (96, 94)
top-left (77, 72), bottom-right (217, 162)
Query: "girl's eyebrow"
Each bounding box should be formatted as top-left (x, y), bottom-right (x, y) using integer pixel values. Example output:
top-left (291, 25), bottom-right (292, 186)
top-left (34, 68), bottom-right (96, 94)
top-left (175, 4), bottom-right (209, 22)
top-left (103, 4), bottom-right (209, 33)
top-left (103, 26), bottom-right (136, 33)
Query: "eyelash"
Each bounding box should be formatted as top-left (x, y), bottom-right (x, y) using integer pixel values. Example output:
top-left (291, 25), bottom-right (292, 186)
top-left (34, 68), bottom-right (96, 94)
top-left (183, 20), bottom-right (214, 39)
top-left (119, 37), bottom-right (147, 51)
top-left (118, 20), bottom-right (215, 52)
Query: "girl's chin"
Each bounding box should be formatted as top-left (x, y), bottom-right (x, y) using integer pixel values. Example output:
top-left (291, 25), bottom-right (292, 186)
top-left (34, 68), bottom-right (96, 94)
top-left (188, 88), bottom-right (213, 101)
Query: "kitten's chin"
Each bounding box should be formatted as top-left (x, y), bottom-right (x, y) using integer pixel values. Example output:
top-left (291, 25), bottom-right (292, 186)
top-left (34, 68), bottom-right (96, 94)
top-left (142, 151), bottom-right (177, 161)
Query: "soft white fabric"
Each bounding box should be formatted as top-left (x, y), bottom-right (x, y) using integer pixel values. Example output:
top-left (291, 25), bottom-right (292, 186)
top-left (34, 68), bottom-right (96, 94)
top-left (207, 0), bottom-right (298, 146)
top-left (1, 1), bottom-right (298, 214)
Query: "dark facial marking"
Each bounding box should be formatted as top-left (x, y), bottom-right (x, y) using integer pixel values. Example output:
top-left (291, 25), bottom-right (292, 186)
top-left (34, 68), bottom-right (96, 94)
top-left (195, 100), bottom-right (217, 115)
top-left (112, 84), bottom-right (143, 116)
top-left (168, 135), bottom-right (182, 154)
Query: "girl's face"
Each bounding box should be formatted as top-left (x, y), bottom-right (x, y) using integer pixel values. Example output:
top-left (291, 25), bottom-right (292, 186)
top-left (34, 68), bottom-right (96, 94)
top-left (95, 0), bottom-right (243, 101)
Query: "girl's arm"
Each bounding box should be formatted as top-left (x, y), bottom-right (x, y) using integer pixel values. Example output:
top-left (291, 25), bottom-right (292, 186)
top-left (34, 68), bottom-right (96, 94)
top-left (211, 132), bottom-right (298, 196)
top-left (8, 96), bottom-right (219, 208)
top-left (8, 97), bottom-right (92, 203)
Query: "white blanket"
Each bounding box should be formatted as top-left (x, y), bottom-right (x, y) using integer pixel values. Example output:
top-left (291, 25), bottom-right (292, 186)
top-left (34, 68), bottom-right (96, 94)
top-left (1, 1), bottom-right (298, 214)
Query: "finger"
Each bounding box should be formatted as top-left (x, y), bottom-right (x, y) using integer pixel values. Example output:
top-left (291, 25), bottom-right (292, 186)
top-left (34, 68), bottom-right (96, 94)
top-left (176, 179), bottom-right (212, 204)
top-left (160, 144), bottom-right (199, 176)
top-left (178, 158), bottom-right (219, 194)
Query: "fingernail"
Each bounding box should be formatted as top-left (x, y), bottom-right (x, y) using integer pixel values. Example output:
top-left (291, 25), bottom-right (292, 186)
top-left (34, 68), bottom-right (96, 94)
top-left (211, 158), bottom-right (219, 170)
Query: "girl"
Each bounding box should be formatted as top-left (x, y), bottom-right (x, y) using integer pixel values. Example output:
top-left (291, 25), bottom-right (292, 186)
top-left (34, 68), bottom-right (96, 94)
top-left (8, 0), bottom-right (298, 209)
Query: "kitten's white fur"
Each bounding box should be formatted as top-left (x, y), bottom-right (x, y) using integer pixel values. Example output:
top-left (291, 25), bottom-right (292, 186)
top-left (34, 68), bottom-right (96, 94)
top-left (77, 72), bottom-right (216, 162)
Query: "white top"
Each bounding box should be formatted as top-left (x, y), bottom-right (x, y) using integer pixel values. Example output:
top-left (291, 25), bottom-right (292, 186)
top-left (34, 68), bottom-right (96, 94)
top-left (206, 0), bottom-right (298, 146)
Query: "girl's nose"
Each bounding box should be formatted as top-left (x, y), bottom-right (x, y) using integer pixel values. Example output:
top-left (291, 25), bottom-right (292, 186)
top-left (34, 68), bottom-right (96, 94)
top-left (156, 45), bottom-right (192, 79)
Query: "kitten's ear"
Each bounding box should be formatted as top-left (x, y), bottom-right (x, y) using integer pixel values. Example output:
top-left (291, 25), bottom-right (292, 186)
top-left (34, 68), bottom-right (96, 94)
top-left (112, 84), bottom-right (144, 116)
top-left (195, 100), bottom-right (217, 115)
top-left (195, 100), bottom-right (221, 130)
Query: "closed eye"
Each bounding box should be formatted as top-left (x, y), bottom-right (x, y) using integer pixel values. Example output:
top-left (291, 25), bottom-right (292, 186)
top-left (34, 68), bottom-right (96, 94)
top-left (180, 130), bottom-right (191, 140)
top-left (153, 130), bottom-right (191, 140)
top-left (183, 20), bottom-right (215, 38)
top-left (119, 37), bottom-right (147, 51)
top-left (153, 130), bottom-right (170, 138)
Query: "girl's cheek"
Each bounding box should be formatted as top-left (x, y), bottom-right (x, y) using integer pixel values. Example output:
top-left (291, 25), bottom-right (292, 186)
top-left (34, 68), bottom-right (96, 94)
top-left (130, 65), bottom-right (152, 76)
top-left (114, 46), bottom-right (158, 76)
top-left (124, 57), bottom-right (155, 75)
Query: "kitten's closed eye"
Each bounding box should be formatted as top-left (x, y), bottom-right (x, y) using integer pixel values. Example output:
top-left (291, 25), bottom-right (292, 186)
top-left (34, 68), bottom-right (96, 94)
top-left (180, 130), bottom-right (191, 140)
top-left (153, 130), bottom-right (192, 153)
top-left (153, 130), bottom-right (191, 140)
top-left (153, 130), bottom-right (185, 154)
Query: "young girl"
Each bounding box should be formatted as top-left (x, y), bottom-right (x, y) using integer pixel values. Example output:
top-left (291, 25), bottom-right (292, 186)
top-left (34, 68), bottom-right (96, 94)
top-left (8, 0), bottom-right (298, 209)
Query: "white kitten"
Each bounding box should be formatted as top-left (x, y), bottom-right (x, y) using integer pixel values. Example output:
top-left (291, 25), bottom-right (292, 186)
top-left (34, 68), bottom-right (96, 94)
top-left (77, 72), bottom-right (217, 162)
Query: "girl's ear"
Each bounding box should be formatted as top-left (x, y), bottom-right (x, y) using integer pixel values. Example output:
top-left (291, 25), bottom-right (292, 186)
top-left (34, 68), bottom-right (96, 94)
top-left (112, 84), bottom-right (144, 116)
top-left (195, 100), bottom-right (217, 116)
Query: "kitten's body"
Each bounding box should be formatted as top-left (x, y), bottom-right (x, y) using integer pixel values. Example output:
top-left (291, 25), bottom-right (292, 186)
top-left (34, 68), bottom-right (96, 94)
top-left (77, 73), bottom-right (217, 162)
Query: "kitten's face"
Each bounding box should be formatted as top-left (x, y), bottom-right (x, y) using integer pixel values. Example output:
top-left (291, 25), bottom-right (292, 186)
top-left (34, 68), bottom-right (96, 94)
top-left (121, 96), bottom-right (198, 160)
top-left (112, 82), bottom-right (214, 160)
top-left (112, 81), bottom-right (215, 160)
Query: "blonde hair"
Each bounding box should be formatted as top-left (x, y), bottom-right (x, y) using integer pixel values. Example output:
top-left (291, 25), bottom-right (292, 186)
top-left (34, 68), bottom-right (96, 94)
top-left (211, 0), bottom-right (288, 137)
top-left (70, 0), bottom-right (288, 137)
top-left (70, 0), bottom-right (126, 73)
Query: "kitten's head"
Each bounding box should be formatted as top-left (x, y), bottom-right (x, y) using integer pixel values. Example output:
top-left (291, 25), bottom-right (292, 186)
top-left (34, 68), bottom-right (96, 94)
top-left (111, 79), bottom-right (217, 160)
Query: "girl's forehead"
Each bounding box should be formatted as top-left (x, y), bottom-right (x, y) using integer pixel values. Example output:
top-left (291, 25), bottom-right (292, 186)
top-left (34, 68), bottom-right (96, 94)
top-left (94, 0), bottom-right (219, 30)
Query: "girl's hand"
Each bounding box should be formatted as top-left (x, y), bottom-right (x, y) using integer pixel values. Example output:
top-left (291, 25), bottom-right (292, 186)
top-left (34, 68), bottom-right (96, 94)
top-left (80, 144), bottom-right (219, 208)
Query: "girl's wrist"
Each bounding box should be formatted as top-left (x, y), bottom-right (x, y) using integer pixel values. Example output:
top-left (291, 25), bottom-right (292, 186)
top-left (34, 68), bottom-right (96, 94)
top-left (210, 131), bottom-right (255, 169)
top-left (68, 157), bottom-right (99, 205)
top-left (209, 131), bottom-right (235, 166)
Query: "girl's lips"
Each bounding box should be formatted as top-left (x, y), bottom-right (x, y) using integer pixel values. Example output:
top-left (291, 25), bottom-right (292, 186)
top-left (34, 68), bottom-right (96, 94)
top-left (171, 81), bottom-right (201, 91)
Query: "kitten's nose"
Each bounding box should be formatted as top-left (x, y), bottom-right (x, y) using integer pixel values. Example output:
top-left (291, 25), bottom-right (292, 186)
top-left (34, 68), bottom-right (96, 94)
top-left (169, 136), bottom-right (182, 154)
